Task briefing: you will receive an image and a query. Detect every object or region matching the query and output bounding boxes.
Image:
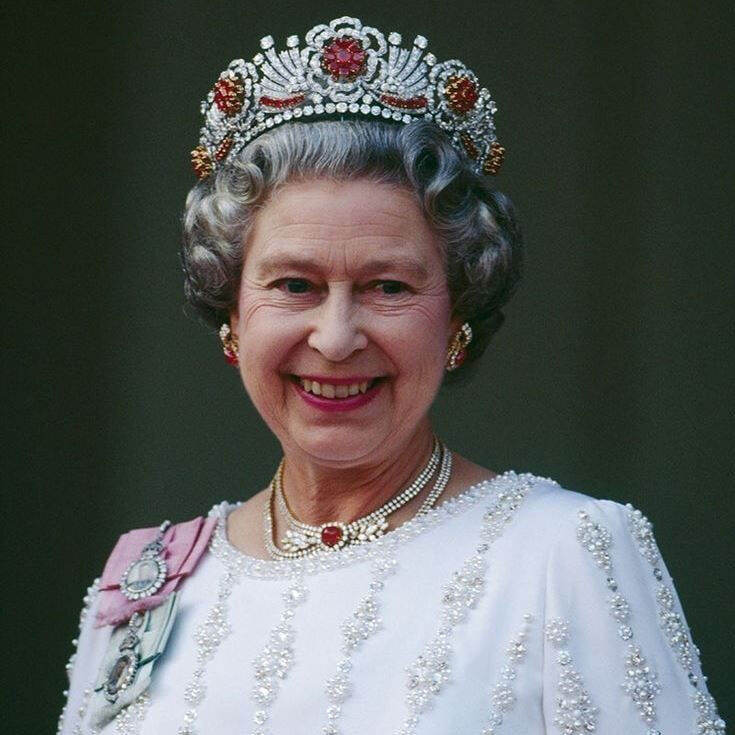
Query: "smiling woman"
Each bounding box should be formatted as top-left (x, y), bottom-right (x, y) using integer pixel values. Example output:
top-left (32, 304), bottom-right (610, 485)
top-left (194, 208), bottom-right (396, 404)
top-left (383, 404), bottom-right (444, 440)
top-left (232, 179), bottom-right (454, 467)
top-left (57, 17), bottom-right (725, 735)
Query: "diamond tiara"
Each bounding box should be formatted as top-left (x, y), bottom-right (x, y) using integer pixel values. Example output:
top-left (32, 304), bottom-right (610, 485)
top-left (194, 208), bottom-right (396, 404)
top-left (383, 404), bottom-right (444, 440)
top-left (191, 16), bottom-right (505, 180)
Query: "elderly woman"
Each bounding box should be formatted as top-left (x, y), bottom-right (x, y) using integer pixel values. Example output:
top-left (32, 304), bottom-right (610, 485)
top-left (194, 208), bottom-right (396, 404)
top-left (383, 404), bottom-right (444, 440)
top-left (59, 18), bottom-right (725, 735)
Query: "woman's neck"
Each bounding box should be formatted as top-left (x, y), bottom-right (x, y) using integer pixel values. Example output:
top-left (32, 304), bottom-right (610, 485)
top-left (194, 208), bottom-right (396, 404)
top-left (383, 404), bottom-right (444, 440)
top-left (280, 426), bottom-right (436, 526)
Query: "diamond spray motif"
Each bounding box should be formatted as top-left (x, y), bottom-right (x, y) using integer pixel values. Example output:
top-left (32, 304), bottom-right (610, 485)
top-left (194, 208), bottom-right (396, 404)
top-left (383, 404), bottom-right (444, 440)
top-left (193, 16), bottom-right (502, 180)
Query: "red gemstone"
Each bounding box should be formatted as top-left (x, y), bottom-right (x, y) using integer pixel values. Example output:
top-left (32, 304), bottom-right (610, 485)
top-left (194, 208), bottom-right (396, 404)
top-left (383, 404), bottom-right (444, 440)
top-left (321, 525), bottom-right (343, 547)
top-left (445, 75), bottom-right (479, 115)
top-left (213, 76), bottom-right (245, 116)
top-left (321, 37), bottom-right (367, 81)
top-left (261, 94), bottom-right (306, 109)
top-left (379, 94), bottom-right (428, 110)
top-left (215, 135), bottom-right (233, 162)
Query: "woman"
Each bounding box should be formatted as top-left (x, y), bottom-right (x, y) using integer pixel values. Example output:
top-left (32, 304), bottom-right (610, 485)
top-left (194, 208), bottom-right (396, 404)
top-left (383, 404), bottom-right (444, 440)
top-left (59, 18), bottom-right (725, 735)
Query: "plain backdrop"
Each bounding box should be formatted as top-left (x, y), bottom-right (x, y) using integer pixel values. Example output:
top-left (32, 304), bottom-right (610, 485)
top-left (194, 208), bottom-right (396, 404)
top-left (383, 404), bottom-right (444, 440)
top-left (4, 1), bottom-right (733, 731)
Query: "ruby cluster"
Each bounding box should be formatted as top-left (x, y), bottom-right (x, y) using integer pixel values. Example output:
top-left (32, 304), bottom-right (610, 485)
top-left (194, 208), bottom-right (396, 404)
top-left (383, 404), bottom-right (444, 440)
top-left (213, 76), bottom-right (245, 116)
top-left (444, 75), bottom-right (479, 115)
top-left (321, 37), bottom-right (367, 81)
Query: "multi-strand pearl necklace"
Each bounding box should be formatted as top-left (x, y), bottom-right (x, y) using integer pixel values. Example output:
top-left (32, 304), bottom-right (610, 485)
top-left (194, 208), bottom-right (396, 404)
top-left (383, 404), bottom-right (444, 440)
top-left (264, 438), bottom-right (453, 559)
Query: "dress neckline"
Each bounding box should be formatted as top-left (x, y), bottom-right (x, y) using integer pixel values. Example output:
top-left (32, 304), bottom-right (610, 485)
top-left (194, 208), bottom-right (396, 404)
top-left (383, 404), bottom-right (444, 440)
top-left (208, 471), bottom-right (538, 580)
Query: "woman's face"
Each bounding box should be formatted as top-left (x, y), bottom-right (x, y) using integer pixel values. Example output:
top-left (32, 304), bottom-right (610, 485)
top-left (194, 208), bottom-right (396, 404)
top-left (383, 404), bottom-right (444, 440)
top-left (230, 178), bottom-right (456, 467)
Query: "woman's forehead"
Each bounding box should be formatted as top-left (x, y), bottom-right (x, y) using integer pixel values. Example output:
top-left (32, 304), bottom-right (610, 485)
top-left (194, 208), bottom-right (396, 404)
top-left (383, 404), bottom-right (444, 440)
top-left (260, 178), bottom-right (421, 226)
top-left (245, 179), bottom-right (442, 268)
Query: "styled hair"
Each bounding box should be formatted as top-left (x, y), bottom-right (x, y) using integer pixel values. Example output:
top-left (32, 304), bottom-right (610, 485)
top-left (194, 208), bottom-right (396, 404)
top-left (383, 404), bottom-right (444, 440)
top-left (181, 120), bottom-right (522, 372)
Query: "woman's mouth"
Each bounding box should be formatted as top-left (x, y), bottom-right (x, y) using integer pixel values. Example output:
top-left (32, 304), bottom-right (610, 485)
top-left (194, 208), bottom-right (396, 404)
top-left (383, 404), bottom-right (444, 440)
top-left (291, 375), bottom-right (383, 410)
top-left (297, 377), bottom-right (380, 398)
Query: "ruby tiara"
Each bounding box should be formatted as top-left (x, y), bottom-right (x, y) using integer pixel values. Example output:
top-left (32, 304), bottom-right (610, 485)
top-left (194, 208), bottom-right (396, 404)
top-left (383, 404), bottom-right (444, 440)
top-left (191, 16), bottom-right (505, 181)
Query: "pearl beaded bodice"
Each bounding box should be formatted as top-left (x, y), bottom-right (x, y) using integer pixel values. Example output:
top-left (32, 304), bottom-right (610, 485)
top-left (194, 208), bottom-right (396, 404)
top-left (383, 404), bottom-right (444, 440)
top-left (59, 475), bottom-right (726, 735)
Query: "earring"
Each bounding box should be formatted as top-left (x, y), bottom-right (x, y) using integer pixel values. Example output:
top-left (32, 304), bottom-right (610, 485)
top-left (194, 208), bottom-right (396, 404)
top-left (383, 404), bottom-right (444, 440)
top-left (219, 323), bottom-right (239, 366)
top-left (446, 322), bottom-right (472, 371)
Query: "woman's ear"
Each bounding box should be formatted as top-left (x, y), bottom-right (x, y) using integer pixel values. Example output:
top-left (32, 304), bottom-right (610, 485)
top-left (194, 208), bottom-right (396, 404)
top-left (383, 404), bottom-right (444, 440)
top-left (229, 310), bottom-right (239, 333)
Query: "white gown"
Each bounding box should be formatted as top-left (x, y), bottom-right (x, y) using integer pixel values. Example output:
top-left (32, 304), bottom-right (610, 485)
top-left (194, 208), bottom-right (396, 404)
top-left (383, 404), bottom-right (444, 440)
top-left (58, 472), bottom-right (726, 734)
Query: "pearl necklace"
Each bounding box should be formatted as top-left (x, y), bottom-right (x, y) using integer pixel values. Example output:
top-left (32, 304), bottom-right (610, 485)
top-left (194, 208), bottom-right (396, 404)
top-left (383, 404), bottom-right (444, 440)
top-left (264, 438), bottom-right (452, 559)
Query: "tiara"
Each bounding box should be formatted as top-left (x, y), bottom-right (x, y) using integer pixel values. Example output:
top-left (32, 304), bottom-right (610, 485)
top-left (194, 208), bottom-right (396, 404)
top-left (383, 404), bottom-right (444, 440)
top-left (191, 17), bottom-right (505, 180)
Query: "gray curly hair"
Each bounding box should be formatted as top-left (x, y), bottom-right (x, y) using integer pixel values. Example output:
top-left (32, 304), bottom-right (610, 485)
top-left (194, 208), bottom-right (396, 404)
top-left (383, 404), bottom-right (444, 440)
top-left (181, 119), bottom-right (522, 372)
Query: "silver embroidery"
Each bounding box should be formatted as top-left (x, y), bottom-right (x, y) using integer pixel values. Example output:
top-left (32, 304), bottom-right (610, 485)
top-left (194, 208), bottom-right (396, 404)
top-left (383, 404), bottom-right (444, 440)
top-left (400, 475), bottom-right (534, 735)
top-left (209, 473), bottom-right (546, 579)
top-left (177, 565), bottom-right (242, 734)
top-left (544, 618), bottom-right (597, 735)
top-left (323, 553), bottom-right (397, 735)
top-left (479, 614), bottom-right (533, 735)
top-left (621, 645), bottom-right (661, 726)
top-left (249, 578), bottom-right (307, 734)
top-left (693, 691), bottom-right (727, 734)
top-left (172, 473), bottom-right (541, 734)
top-left (626, 503), bottom-right (727, 733)
top-left (577, 509), bottom-right (661, 728)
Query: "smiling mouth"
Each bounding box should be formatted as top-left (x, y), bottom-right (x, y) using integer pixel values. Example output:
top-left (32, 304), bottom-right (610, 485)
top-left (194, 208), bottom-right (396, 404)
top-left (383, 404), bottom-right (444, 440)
top-left (294, 376), bottom-right (382, 399)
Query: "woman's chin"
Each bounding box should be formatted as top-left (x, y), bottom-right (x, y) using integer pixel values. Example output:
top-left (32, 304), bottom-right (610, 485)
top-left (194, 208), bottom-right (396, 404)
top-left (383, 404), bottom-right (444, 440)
top-left (287, 427), bottom-right (389, 467)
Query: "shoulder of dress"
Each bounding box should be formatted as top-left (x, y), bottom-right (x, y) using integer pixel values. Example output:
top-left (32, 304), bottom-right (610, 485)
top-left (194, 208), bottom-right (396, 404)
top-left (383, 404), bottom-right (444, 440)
top-left (503, 475), bottom-right (642, 550)
top-left (94, 513), bottom-right (218, 628)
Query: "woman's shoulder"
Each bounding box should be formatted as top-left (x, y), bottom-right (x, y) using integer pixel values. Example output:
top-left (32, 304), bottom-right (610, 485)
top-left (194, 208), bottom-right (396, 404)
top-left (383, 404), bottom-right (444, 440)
top-left (93, 513), bottom-right (218, 628)
top-left (503, 472), bottom-right (655, 557)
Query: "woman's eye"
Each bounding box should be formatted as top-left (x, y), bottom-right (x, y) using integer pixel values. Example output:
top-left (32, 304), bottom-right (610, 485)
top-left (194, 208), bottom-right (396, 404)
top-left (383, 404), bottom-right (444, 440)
top-left (374, 280), bottom-right (406, 295)
top-left (278, 279), bottom-right (312, 294)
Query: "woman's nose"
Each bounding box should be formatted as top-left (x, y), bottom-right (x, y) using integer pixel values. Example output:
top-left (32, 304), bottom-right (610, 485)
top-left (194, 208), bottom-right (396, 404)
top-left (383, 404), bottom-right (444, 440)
top-left (307, 292), bottom-right (367, 362)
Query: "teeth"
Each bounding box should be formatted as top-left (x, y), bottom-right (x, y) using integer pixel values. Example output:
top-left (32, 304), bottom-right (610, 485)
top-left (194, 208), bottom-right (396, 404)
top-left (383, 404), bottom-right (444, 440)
top-left (299, 378), bottom-right (375, 398)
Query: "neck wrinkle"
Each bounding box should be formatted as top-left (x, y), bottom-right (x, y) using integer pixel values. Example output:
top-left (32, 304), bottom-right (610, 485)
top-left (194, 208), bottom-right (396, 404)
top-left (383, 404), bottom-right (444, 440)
top-left (279, 426), bottom-right (436, 526)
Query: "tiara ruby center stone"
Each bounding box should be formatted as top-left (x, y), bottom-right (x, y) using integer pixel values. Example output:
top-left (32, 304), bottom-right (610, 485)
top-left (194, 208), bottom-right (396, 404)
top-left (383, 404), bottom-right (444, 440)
top-left (321, 37), bottom-right (367, 81)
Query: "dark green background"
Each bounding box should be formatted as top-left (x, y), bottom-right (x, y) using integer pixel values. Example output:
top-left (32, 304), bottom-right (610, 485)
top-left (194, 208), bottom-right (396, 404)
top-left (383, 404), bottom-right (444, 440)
top-left (5, 1), bottom-right (733, 731)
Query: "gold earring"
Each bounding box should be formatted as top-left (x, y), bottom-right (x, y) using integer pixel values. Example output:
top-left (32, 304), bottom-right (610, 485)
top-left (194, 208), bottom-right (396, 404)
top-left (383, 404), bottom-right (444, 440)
top-left (446, 322), bottom-right (472, 371)
top-left (219, 323), bottom-right (240, 366)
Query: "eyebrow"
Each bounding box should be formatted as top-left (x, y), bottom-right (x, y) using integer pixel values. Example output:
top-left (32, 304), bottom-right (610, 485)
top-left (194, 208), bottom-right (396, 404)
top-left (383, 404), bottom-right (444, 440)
top-left (253, 255), bottom-right (431, 281)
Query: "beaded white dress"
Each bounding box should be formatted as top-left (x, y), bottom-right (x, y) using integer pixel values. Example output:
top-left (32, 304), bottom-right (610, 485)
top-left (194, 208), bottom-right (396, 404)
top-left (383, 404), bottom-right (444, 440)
top-left (59, 472), bottom-right (726, 735)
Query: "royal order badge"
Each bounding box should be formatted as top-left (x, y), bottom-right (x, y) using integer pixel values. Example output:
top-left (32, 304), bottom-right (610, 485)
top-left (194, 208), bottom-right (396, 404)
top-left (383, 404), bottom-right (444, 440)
top-left (119, 521), bottom-right (170, 601)
top-left (90, 593), bottom-right (180, 728)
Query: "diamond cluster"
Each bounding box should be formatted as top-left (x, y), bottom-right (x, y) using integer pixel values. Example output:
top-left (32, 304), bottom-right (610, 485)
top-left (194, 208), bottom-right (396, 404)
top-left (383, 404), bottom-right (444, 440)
top-left (192, 17), bottom-right (503, 180)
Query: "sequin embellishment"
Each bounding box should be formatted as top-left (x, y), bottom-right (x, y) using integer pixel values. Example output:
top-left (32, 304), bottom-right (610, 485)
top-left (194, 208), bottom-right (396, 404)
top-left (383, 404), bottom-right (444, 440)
top-left (400, 476), bottom-right (534, 734)
top-left (577, 509), bottom-right (661, 729)
top-left (625, 504), bottom-right (726, 734)
top-left (323, 553), bottom-right (397, 735)
top-left (172, 474), bottom-right (539, 734)
top-left (177, 567), bottom-right (239, 734)
top-left (249, 578), bottom-right (308, 734)
top-left (544, 618), bottom-right (598, 735)
top-left (479, 614), bottom-right (534, 734)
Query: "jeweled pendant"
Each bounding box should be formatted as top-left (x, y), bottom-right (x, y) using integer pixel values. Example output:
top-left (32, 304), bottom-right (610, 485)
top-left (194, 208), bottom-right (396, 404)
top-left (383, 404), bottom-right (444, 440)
top-left (119, 523), bottom-right (171, 601)
top-left (321, 525), bottom-right (344, 548)
top-left (103, 650), bottom-right (140, 703)
top-left (120, 556), bottom-right (168, 601)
